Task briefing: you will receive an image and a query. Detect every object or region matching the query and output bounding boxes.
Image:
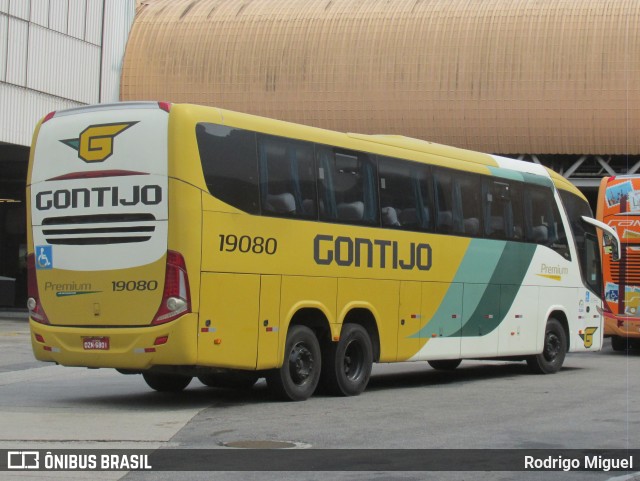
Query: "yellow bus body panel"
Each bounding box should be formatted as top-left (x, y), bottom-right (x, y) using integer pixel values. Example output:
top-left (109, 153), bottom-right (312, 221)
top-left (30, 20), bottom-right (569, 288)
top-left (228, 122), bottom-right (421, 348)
top-left (30, 314), bottom-right (198, 369)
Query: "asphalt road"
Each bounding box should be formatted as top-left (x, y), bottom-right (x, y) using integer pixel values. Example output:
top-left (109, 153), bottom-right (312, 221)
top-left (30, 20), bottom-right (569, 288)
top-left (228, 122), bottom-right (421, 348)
top-left (1, 312), bottom-right (639, 481)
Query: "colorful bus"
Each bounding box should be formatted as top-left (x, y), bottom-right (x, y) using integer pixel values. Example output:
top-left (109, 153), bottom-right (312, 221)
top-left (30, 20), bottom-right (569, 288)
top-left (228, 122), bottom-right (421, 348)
top-left (27, 102), bottom-right (619, 401)
top-left (597, 176), bottom-right (640, 351)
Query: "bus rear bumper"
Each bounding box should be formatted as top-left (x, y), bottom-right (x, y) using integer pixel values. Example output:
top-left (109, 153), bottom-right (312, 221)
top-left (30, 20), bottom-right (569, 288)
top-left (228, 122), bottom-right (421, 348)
top-left (603, 313), bottom-right (640, 338)
top-left (29, 314), bottom-right (198, 369)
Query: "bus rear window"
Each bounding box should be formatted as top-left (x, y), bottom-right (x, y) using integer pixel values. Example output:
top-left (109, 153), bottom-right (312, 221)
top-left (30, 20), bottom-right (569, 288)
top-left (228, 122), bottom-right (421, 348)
top-left (196, 123), bottom-right (259, 214)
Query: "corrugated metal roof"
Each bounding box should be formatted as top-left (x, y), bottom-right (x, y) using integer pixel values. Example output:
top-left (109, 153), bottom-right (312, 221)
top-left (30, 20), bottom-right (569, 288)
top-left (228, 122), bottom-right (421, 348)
top-left (121, 0), bottom-right (640, 155)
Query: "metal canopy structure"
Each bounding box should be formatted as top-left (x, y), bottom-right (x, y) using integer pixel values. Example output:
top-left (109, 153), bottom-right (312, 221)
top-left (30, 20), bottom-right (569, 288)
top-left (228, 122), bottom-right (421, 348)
top-left (121, 0), bottom-right (640, 193)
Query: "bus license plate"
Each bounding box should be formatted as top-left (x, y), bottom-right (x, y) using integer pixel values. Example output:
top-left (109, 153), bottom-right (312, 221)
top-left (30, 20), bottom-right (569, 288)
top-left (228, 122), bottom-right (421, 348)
top-left (83, 337), bottom-right (109, 350)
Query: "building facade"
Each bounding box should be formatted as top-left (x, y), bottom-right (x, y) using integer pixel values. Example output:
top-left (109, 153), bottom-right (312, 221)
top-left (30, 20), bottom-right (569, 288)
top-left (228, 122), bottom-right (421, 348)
top-left (0, 0), bottom-right (136, 306)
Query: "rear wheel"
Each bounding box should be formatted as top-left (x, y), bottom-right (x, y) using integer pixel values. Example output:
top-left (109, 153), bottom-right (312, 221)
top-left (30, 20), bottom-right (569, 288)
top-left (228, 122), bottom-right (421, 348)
top-left (428, 359), bottom-right (462, 371)
top-left (321, 323), bottom-right (373, 396)
top-left (611, 336), bottom-right (630, 352)
top-left (267, 325), bottom-right (321, 401)
top-left (142, 372), bottom-right (192, 392)
top-left (526, 318), bottom-right (566, 374)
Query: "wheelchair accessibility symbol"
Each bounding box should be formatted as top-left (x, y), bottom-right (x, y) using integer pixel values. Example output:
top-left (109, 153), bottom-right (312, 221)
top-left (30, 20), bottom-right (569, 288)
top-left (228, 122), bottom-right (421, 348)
top-left (36, 245), bottom-right (53, 270)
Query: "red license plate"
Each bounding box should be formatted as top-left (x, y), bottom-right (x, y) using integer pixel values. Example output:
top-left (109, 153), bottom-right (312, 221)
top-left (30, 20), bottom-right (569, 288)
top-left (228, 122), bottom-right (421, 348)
top-left (83, 337), bottom-right (110, 350)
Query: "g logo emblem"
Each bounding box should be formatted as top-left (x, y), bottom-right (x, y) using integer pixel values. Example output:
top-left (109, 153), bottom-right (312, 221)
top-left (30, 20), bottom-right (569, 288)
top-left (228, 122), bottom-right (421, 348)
top-left (61, 122), bottom-right (138, 162)
top-left (580, 327), bottom-right (598, 348)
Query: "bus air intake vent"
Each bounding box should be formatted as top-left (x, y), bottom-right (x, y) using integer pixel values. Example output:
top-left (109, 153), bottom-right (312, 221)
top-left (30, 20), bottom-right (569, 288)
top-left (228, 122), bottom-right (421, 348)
top-left (610, 247), bottom-right (640, 285)
top-left (41, 213), bottom-right (156, 245)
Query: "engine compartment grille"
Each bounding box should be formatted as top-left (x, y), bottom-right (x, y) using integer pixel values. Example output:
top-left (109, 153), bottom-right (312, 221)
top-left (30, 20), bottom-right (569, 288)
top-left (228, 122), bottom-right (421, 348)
top-left (41, 213), bottom-right (156, 245)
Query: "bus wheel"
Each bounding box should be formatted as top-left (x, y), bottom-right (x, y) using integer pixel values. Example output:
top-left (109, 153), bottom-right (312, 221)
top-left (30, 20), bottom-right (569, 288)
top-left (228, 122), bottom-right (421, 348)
top-left (267, 325), bottom-right (321, 401)
top-left (321, 323), bottom-right (373, 396)
top-left (428, 359), bottom-right (462, 371)
top-left (198, 372), bottom-right (259, 390)
top-left (526, 318), bottom-right (566, 374)
top-left (142, 372), bottom-right (192, 392)
top-left (611, 336), bottom-right (629, 352)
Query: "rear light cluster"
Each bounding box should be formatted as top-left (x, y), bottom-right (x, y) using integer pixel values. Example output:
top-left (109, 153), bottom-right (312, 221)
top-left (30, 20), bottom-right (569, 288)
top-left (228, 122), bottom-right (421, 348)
top-left (151, 250), bottom-right (191, 325)
top-left (26, 254), bottom-right (50, 324)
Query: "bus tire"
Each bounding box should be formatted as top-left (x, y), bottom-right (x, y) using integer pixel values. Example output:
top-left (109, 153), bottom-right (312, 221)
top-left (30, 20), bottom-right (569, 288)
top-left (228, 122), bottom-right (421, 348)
top-left (267, 325), bottom-right (321, 401)
top-left (611, 336), bottom-right (629, 352)
top-left (142, 372), bottom-right (192, 392)
top-left (321, 323), bottom-right (373, 397)
top-left (198, 372), bottom-right (259, 390)
top-left (526, 318), bottom-right (567, 374)
top-left (428, 359), bottom-right (462, 371)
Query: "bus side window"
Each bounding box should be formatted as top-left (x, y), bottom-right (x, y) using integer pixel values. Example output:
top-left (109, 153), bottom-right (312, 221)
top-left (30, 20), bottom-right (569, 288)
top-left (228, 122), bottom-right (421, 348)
top-left (510, 182), bottom-right (525, 240)
top-left (483, 180), bottom-right (509, 240)
top-left (524, 186), bottom-right (570, 259)
top-left (316, 146), bottom-right (378, 226)
top-left (257, 135), bottom-right (317, 219)
top-left (457, 174), bottom-right (482, 236)
top-left (378, 156), bottom-right (432, 231)
top-left (482, 179), bottom-right (524, 241)
top-left (196, 123), bottom-right (260, 214)
top-left (433, 169), bottom-right (455, 234)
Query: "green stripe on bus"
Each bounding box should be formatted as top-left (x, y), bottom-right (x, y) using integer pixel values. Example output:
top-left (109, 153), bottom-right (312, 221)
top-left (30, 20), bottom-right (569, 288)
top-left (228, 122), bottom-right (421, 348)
top-left (412, 241), bottom-right (537, 339)
top-left (455, 242), bottom-right (537, 337)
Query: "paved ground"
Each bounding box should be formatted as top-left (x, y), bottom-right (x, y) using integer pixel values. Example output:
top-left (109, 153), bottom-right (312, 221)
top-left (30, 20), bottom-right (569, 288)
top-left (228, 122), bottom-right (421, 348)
top-left (1, 310), bottom-right (639, 481)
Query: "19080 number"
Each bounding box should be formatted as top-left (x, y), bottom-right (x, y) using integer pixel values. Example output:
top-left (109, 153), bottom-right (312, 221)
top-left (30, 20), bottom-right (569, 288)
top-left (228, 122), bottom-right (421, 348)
top-left (112, 280), bottom-right (158, 291)
top-left (218, 235), bottom-right (277, 255)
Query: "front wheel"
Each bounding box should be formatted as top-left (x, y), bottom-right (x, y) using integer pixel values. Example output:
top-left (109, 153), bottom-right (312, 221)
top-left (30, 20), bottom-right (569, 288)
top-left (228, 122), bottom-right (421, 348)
top-left (321, 323), bottom-right (373, 396)
top-left (526, 318), bottom-right (567, 374)
top-left (267, 325), bottom-right (321, 401)
top-left (142, 372), bottom-right (192, 392)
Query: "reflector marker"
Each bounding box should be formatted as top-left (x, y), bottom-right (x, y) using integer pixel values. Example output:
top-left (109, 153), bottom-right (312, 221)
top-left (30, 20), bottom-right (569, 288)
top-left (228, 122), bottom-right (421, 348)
top-left (200, 327), bottom-right (217, 333)
top-left (134, 346), bottom-right (158, 353)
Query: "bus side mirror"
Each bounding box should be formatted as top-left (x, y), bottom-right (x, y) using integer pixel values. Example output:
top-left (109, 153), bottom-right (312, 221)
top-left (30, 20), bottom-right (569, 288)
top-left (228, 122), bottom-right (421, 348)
top-left (581, 216), bottom-right (621, 262)
top-left (602, 231), bottom-right (620, 262)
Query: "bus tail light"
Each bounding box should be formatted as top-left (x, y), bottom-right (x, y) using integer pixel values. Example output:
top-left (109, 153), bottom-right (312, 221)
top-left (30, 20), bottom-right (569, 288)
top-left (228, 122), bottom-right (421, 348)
top-left (158, 102), bottom-right (172, 112)
top-left (151, 250), bottom-right (191, 325)
top-left (26, 254), bottom-right (50, 324)
top-left (42, 111), bottom-right (56, 123)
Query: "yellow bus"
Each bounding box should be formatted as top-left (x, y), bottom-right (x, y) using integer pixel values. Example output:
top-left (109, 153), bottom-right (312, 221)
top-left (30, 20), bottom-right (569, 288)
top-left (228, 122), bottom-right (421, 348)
top-left (27, 102), bottom-right (619, 401)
